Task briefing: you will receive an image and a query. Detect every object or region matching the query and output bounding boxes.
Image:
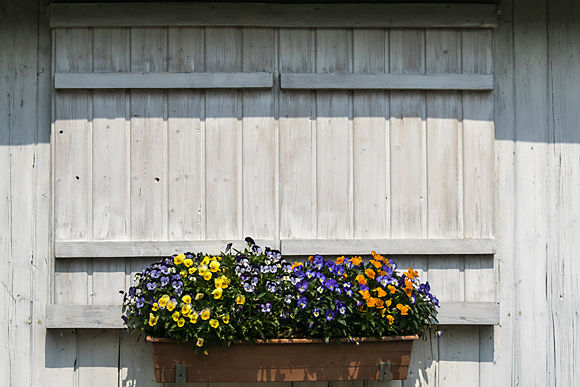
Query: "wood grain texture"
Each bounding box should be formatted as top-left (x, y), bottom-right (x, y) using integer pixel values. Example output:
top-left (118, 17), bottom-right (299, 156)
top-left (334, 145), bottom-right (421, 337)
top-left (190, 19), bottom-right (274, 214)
top-left (279, 28), bottom-right (315, 239)
top-left (281, 73), bottom-right (493, 90)
top-left (49, 3), bottom-right (499, 28)
top-left (280, 238), bottom-right (495, 256)
top-left (56, 240), bottom-right (276, 258)
top-left (46, 302), bottom-right (499, 328)
top-left (55, 72), bottom-right (274, 89)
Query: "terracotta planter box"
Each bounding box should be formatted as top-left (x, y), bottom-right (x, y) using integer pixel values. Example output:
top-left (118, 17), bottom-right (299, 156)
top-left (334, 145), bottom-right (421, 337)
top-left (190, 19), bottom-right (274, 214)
top-left (147, 335), bottom-right (418, 383)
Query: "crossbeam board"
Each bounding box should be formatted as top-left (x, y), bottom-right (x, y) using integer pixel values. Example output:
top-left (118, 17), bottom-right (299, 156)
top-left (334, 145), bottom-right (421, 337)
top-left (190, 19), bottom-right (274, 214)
top-left (55, 240), bottom-right (276, 258)
top-left (45, 302), bottom-right (499, 328)
top-left (281, 73), bottom-right (494, 90)
top-left (55, 72), bottom-right (273, 89)
top-left (281, 238), bottom-right (496, 255)
top-left (49, 3), bottom-right (498, 28)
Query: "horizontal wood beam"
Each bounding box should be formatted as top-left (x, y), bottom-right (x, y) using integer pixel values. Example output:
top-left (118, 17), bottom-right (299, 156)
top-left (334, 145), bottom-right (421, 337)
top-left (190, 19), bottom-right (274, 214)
top-left (49, 3), bottom-right (498, 28)
top-left (281, 73), bottom-right (494, 91)
top-left (45, 302), bottom-right (499, 328)
top-left (55, 240), bottom-right (276, 258)
top-left (55, 72), bottom-right (273, 89)
top-left (281, 239), bottom-right (496, 256)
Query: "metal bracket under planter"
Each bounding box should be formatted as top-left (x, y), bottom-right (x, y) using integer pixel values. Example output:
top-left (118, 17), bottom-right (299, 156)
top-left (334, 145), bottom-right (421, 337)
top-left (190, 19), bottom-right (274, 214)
top-left (379, 362), bottom-right (391, 382)
top-left (175, 364), bottom-right (186, 383)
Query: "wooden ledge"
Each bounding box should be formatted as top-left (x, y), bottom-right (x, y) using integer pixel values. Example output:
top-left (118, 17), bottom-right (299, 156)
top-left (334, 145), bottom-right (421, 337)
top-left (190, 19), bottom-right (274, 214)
top-left (45, 302), bottom-right (499, 328)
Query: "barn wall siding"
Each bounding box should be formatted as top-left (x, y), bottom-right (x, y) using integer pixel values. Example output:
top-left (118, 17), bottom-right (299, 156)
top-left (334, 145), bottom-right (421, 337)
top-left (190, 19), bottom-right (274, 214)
top-left (1, 1), bottom-right (579, 386)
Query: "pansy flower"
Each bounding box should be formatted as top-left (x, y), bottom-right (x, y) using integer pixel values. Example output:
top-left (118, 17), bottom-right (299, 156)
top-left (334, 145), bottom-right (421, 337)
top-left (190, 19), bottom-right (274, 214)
top-left (260, 302), bottom-right (272, 313)
top-left (298, 296), bottom-right (308, 309)
top-left (313, 308), bottom-right (321, 318)
top-left (297, 280), bottom-right (309, 293)
top-left (326, 310), bottom-right (335, 321)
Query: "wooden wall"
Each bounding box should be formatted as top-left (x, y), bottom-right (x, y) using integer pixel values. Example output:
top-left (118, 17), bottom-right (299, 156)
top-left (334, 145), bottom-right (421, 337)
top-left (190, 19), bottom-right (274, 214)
top-left (1, 0), bottom-right (579, 386)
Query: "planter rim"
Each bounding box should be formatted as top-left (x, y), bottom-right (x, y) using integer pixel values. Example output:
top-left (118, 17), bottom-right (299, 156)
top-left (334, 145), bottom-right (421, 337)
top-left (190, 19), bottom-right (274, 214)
top-left (146, 334), bottom-right (418, 345)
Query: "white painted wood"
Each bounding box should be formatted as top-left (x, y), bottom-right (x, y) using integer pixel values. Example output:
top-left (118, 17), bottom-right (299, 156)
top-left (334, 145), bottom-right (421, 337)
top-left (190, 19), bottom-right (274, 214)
top-left (280, 238), bottom-right (495, 256)
top-left (438, 326), bottom-right (480, 386)
top-left (46, 302), bottom-right (499, 329)
top-left (167, 27), bottom-right (205, 241)
top-left (279, 28), bottom-right (315, 239)
top-left (119, 332), bottom-right (163, 387)
top-left (130, 27), bottom-right (168, 241)
top-left (55, 240), bottom-right (277, 258)
top-left (389, 29), bottom-right (427, 239)
top-left (49, 3), bottom-right (499, 28)
top-left (547, 0), bottom-right (580, 385)
top-left (78, 330), bottom-right (120, 386)
top-left (513, 1), bottom-right (550, 386)
top-left (281, 73), bottom-right (493, 90)
top-left (352, 29), bottom-right (388, 238)
top-left (242, 28), bottom-right (277, 241)
top-left (55, 71), bottom-right (273, 89)
top-left (316, 28), bottom-right (351, 239)
top-left (492, 0), bottom-right (517, 384)
top-left (205, 27), bottom-right (242, 240)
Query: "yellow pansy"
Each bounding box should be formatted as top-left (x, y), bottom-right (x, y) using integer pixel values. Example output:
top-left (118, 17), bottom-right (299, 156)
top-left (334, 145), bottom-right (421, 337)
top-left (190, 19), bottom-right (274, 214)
top-left (387, 315), bottom-right (395, 325)
top-left (174, 253), bottom-right (185, 265)
top-left (221, 275), bottom-right (230, 288)
top-left (190, 312), bottom-right (199, 323)
top-left (172, 311), bottom-right (180, 321)
top-left (365, 269), bottom-right (376, 279)
top-left (236, 295), bottom-right (245, 305)
top-left (181, 303), bottom-right (192, 316)
top-left (388, 285), bottom-right (397, 294)
top-left (201, 308), bottom-right (210, 320)
top-left (385, 299), bottom-right (392, 307)
top-left (209, 319), bottom-right (219, 328)
top-left (212, 288), bottom-right (223, 299)
top-left (201, 256), bottom-right (210, 266)
top-left (198, 265), bottom-right (208, 275)
top-left (396, 304), bottom-right (410, 316)
top-left (375, 288), bottom-right (387, 298)
top-left (196, 338), bottom-right (204, 347)
top-left (223, 315), bottom-right (230, 324)
top-left (356, 275), bottom-right (367, 285)
top-left (209, 260), bottom-right (220, 273)
top-left (182, 295), bottom-right (192, 304)
top-left (189, 267), bottom-right (197, 274)
top-left (149, 313), bottom-right (158, 326)
top-left (406, 268), bottom-right (419, 280)
top-left (167, 299), bottom-right (177, 311)
top-left (350, 256), bottom-right (362, 266)
top-left (203, 271), bottom-right (212, 281)
top-left (152, 303), bottom-right (159, 311)
top-left (159, 294), bottom-right (170, 307)
top-left (180, 270), bottom-right (187, 278)
top-left (336, 256), bottom-right (345, 264)
top-left (195, 293), bottom-right (204, 300)
top-left (360, 290), bottom-right (371, 300)
top-left (183, 258), bottom-right (193, 267)
top-left (370, 260), bottom-right (382, 269)
top-left (214, 277), bottom-right (224, 288)
top-left (177, 318), bottom-right (185, 327)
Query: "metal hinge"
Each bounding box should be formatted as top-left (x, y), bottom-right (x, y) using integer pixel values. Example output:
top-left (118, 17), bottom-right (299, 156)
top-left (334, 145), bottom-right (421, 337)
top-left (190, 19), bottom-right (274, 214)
top-left (379, 361), bottom-right (391, 382)
top-left (175, 364), bottom-right (187, 383)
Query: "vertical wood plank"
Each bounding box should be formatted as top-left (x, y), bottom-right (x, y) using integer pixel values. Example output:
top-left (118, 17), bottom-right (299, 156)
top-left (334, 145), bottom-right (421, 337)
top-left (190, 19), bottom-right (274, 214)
top-left (316, 28), bottom-right (351, 238)
top-left (242, 27), bottom-right (276, 240)
top-left (91, 28), bottom-right (129, 311)
top-left (279, 28), bottom-right (315, 239)
top-left (389, 29), bottom-right (426, 238)
top-left (167, 27), bottom-right (205, 240)
top-left (513, 0), bottom-right (550, 386)
top-left (119, 331), bottom-right (166, 387)
top-left (130, 27), bottom-right (167, 241)
top-left (78, 330), bottom-right (120, 386)
top-left (492, 0), bottom-right (516, 384)
top-left (547, 0), bottom-right (580, 385)
top-left (352, 29), bottom-right (389, 239)
top-left (438, 326), bottom-right (480, 387)
top-left (205, 27), bottom-right (242, 239)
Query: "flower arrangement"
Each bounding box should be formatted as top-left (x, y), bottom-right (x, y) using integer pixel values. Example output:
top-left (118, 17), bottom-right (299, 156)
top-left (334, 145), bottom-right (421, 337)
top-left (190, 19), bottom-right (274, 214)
top-left (123, 238), bottom-right (439, 352)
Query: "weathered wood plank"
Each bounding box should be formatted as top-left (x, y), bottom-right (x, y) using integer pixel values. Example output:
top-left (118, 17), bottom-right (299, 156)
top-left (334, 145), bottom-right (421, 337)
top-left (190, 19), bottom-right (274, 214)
top-left (281, 73), bottom-right (493, 90)
top-left (49, 3), bottom-right (498, 28)
top-left (316, 29), bottom-right (351, 238)
top-left (205, 27), bottom-right (242, 240)
top-left (167, 27), bottom-right (205, 241)
top-left (55, 72), bottom-right (273, 89)
top-left (46, 302), bottom-right (499, 328)
top-left (242, 28), bottom-right (277, 241)
top-left (130, 27), bottom-right (168, 241)
top-left (56, 240), bottom-right (276, 258)
top-left (389, 29), bottom-right (426, 239)
top-left (78, 329), bottom-right (120, 386)
top-left (280, 239), bottom-right (495, 256)
top-left (279, 28), bottom-right (315, 239)
top-left (352, 29), bottom-right (388, 239)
